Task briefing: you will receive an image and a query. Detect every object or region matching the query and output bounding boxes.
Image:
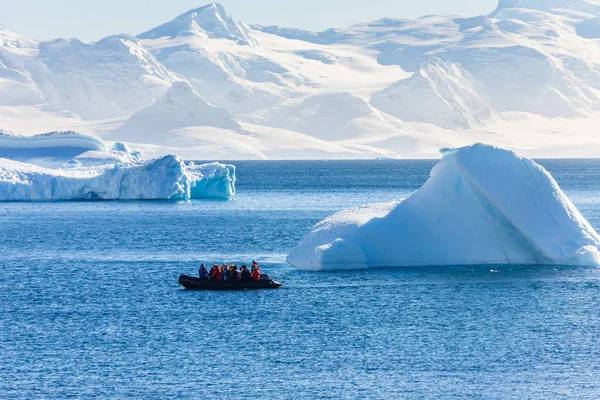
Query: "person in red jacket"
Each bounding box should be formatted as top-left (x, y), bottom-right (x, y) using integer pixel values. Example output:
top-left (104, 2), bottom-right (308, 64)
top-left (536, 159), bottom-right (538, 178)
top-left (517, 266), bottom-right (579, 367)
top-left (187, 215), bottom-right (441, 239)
top-left (209, 264), bottom-right (218, 280)
top-left (215, 267), bottom-right (223, 281)
top-left (251, 263), bottom-right (261, 281)
top-left (251, 269), bottom-right (261, 281)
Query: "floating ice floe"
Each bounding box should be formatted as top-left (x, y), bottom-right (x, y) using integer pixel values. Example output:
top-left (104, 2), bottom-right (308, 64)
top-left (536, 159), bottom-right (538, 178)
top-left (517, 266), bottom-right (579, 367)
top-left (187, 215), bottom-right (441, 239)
top-left (287, 144), bottom-right (600, 270)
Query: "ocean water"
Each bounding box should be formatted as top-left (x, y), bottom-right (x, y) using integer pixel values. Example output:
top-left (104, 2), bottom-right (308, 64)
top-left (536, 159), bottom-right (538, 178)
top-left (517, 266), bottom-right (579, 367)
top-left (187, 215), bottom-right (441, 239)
top-left (1, 159), bottom-right (600, 399)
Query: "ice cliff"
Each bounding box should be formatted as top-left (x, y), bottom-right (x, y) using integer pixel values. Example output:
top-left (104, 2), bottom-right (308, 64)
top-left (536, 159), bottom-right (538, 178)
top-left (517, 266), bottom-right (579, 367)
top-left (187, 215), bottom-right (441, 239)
top-left (287, 144), bottom-right (600, 270)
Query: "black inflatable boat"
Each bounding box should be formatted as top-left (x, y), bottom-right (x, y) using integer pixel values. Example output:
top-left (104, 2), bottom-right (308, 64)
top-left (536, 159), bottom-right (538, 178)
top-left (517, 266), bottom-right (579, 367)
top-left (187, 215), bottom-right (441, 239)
top-left (179, 275), bottom-right (282, 291)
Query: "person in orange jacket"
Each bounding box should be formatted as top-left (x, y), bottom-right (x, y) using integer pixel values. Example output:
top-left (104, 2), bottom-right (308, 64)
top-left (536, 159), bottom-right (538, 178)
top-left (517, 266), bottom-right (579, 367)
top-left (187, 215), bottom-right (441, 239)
top-left (251, 265), bottom-right (261, 281)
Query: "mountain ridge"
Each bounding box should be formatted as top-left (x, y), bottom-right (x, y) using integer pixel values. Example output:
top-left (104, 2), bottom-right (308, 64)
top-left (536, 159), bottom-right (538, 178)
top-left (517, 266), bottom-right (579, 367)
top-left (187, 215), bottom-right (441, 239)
top-left (496, 0), bottom-right (600, 15)
top-left (137, 2), bottom-right (256, 45)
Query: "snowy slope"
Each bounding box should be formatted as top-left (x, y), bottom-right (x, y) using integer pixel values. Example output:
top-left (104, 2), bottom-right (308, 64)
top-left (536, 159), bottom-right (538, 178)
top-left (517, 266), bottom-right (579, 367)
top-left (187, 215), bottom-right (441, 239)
top-left (288, 144), bottom-right (600, 270)
top-left (371, 58), bottom-right (495, 129)
top-left (158, 123), bottom-right (401, 160)
top-left (110, 81), bottom-right (240, 143)
top-left (137, 5), bottom-right (289, 114)
top-left (0, 26), bottom-right (45, 106)
top-left (254, 92), bottom-right (407, 141)
top-left (257, 4), bottom-right (600, 118)
top-left (107, 82), bottom-right (401, 159)
top-left (141, 40), bottom-right (287, 114)
top-left (1, 2), bottom-right (600, 158)
top-left (496, 0), bottom-right (600, 15)
top-left (29, 35), bottom-right (177, 119)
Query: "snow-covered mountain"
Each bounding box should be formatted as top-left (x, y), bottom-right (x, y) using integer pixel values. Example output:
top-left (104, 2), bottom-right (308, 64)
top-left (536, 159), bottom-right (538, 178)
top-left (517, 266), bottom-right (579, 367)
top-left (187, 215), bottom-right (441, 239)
top-left (110, 81), bottom-right (240, 143)
top-left (31, 35), bottom-right (177, 119)
top-left (254, 92), bottom-right (407, 141)
top-left (0, 25), bottom-right (45, 106)
top-left (0, 1), bottom-right (599, 159)
top-left (138, 3), bottom-right (256, 45)
top-left (371, 58), bottom-right (494, 129)
top-left (496, 0), bottom-right (600, 15)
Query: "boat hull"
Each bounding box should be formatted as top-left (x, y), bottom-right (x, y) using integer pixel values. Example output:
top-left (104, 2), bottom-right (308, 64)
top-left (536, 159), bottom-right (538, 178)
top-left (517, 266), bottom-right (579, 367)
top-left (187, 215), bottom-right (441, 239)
top-left (179, 275), bottom-right (282, 291)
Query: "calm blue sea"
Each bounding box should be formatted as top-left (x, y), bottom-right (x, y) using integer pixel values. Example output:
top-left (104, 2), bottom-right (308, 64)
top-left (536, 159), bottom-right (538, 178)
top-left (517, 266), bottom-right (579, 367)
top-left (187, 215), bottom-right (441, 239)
top-left (1, 160), bottom-right (600, 399)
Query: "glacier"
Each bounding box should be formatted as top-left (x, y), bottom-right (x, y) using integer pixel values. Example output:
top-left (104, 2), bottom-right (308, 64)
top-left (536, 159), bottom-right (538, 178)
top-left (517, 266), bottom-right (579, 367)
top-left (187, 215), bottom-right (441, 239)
top-left (287, 144), bottom-right (600, 270)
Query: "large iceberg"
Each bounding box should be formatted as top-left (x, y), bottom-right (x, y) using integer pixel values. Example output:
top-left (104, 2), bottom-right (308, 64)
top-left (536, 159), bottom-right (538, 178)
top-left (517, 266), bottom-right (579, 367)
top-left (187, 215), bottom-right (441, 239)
top-left (0, 130), bottom-right (236, 200)
top-left (288, 144), bottom-right (600, 270)
top-left (0, 155), bottom-right (235, 201)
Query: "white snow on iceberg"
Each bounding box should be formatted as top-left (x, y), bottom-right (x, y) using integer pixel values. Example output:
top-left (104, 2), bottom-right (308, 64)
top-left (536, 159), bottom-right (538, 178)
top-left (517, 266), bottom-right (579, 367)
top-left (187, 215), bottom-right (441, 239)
top-left (72, 142), bottom-right (142, 167)
top-left (0, 130), bottom-right (107, 164)
top-left (0, 155), bottom-right (235, 201)
top-left (0, 130), bottom-right (147, 168)
top-left (287, 144), bottom-right (600, 270)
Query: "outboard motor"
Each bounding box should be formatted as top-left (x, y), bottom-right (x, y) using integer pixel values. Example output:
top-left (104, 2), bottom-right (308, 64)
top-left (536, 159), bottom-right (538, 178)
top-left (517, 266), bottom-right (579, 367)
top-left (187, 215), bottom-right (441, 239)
top-left (260, 274), bottom-right (271, 281)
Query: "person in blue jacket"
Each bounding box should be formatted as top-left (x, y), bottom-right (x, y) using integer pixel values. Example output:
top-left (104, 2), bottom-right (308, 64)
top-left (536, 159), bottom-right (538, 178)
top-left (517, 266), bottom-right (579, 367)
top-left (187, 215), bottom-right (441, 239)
top-left (199, 264), bottom-right (209, 280)
top-left (221, 263), bottom-right (229, 281)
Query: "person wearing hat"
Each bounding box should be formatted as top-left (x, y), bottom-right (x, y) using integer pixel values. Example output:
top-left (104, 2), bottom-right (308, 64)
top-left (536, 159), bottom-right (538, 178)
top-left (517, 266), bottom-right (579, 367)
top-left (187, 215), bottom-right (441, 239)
top-left (240, 265), bottom-right (251, 281)
top-left (251, 263), bottom-right (261, 281)
top-left (221, 263), bottom-right (229, 281)
top-left (209, 264), bottom-right (219, 280)
top-left (211, 264), bottom-right (223, 281)
top-left (230, 264), bottom-right (240, 281)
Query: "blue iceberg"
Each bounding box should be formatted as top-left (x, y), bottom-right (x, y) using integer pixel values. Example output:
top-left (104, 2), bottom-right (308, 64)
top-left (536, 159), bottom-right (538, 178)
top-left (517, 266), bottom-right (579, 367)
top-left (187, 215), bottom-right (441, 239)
top-left (288, 144), bottom-right (600, 270)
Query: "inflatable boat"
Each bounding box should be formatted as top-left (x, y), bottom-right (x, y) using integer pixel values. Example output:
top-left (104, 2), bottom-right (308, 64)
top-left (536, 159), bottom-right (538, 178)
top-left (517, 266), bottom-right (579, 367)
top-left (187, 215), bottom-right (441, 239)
top-left (179, 275), bottom-right (282, 291)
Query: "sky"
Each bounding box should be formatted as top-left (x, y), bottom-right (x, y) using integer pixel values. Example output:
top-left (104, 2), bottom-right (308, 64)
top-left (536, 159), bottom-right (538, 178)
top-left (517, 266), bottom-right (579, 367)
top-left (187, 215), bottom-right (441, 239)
top-left (0, 0), bottom-right (498, 42)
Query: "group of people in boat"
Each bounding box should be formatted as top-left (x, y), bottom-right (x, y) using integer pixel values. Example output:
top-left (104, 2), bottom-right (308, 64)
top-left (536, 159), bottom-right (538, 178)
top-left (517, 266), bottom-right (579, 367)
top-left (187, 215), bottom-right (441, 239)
top-left (198, 261), bottom-right (262, 282)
